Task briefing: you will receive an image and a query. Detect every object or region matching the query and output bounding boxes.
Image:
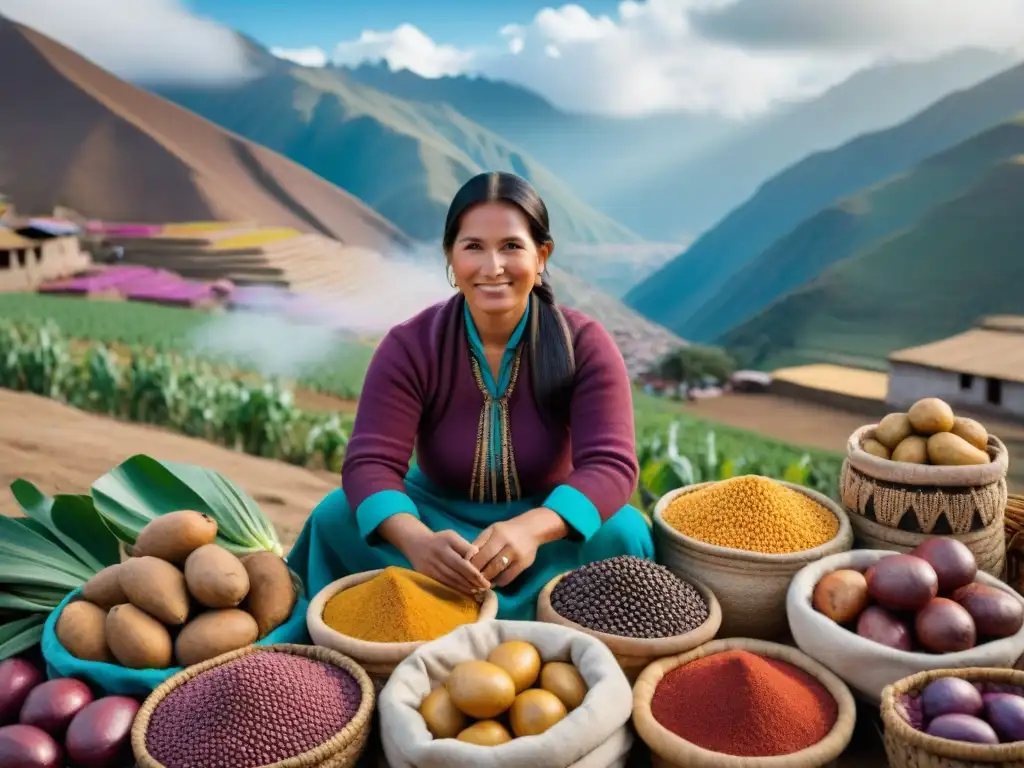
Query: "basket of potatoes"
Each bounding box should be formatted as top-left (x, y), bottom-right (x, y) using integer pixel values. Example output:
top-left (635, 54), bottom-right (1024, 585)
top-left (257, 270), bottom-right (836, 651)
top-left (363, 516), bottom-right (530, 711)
top-left (840, 397), bottom-right (1009, 578)
top-left (42, 510), bottom-right (310, 696)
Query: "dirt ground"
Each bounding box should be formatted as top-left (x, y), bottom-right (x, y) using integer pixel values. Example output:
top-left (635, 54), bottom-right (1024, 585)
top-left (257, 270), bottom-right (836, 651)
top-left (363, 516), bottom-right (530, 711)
top-left (685, 393), bottom-right (1024, 492)
top-left (0, 389), bottom-right (336, 550)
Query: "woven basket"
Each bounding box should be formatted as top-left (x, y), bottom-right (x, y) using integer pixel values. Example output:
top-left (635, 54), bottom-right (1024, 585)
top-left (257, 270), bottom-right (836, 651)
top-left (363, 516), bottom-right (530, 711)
top-left (1004, 495), bottom-right (1024, 593)
top-left (881, 667), bottom-right (1024, 767)
top-left (535, 572), bottom-right (722, 682)
top-left (131, 643), bottom-right (375, 768)
top-left (306, 569), bottom-right (499, 693)
top-left (633, 638), bottom-right (857, 767)
top-left (652, 480), bottom-right (853, 639)
top-left (840, 425), bottom-right (1008, 535)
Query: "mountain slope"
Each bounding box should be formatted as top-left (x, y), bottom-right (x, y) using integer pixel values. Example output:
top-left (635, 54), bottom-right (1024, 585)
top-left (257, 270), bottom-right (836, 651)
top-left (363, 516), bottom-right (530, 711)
top-left (720, 157), bottom-right (1024, 370)
top-left (684, 117), bottom-right (1024, 341)
top-left (626, 58), bottom-right (1024, 337)
top-left (0, 18), bottom-right (407, 250)
top-left (608, 49), bottom-right (1013, 239)
top-left (154, 53), bottom-right (641, 245)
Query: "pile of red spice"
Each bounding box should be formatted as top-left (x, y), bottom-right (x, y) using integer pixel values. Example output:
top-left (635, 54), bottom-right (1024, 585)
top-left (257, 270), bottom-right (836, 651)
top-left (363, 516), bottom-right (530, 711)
top-left (650, 650), bottom-right (838, 757)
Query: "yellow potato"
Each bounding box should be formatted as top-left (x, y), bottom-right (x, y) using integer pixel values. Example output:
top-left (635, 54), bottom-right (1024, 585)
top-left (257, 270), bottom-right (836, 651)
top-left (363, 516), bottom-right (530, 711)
top-left (892, 435), bottom-right (929, 464)
top-left (875, 413), bottom-right (913, 450)
top-left (862, 438), bottom-right (891, 460)
top-left (927, 432), bottom-right (990, 466)
top-left (951, 417), bottom-right (989, 452)
top-left (908, 398), bottom-right (955, 435)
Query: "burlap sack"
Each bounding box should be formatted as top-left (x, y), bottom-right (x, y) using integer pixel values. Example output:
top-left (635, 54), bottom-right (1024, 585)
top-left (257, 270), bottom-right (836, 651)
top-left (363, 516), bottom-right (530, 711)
top-left (378, 620), bottom-right (634, 768)
top-left (786, 549), bottom-right (1024, 704)
top-left (307, 570), bottom-right (499, 692)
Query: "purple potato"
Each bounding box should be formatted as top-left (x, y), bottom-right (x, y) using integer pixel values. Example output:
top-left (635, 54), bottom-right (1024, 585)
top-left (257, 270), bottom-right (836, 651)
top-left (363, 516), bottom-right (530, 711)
top-left (0, 723), bottom-right (62, 768)
top-left (921, 678), bottom-right (983, 719)
top-left (65, 696), bottom-right (141, 768)
top-left (926, 713), bottom-right (999, 744)
top-left (856, 605), bottom-right (913, 651)
top-left (18, 679), bottom-right (93, 738)
top-left (0, 659), bottom-right (44, 726)
top-left (984, 693), bottom-right (1024, 742)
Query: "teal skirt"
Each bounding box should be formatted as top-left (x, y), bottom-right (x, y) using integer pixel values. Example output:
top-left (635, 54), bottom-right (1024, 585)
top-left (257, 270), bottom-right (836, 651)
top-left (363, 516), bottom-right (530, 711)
top-left (287, 468), bottom-right (654, 620)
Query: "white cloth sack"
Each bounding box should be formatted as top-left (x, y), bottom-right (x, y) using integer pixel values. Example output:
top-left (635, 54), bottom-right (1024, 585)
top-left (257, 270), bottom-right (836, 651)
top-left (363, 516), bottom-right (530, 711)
top-left (378, 619), bottom-right (634, 768)
top-left (787, 549), bottom-right (1024, 703)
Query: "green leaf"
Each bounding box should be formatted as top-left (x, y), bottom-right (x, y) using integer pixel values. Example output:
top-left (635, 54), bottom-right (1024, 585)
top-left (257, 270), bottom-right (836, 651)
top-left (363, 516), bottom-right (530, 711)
top-left (11, 481), bottom-right (118, 574)
top-left (92, 454), bottom-right (281, 556)
top-left (640, 459), bottom-right (685, 499)
top-left (0, 516), bottom-right (94, 582)
top-left (0, 586), bottom-right (65, 613)
top-left (783, 455), bottom-right (812, 487)
top-left (0, 561), bottom-right (86, 591)
top-left (0, 615), bottom-right (46, 660)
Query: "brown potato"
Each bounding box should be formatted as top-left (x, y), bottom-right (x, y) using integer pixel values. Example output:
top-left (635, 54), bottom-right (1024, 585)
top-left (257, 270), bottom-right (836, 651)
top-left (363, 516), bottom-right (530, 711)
top-left (875, 413), bottom-right (913, 450)
top-left (119, 556), bottom-right (190, 625)
top-left (927, 432), bottom-right (990, 466)
top-left (892, 435), bottom-right (929, 464)
top-left (241, 552), bottom-right (296, 639)
top-left (132, 510), bottom-right (218, 564)
top-left (56, 600), bottom-right (112, 663)
top-left (862, 438), bottom-right (891, 460)
top-left (82, 564), bottom-right (127, 610)
top-left (185, 544), bottom-right (250, 609)
top-left (106, 603), bottom-right (174, 669)
top-left (951, 417), bottom-right (989, 452)
top-left (174, 609), bottom-right (259, 667)
top-left (908, 398), bottom-right (955, 435)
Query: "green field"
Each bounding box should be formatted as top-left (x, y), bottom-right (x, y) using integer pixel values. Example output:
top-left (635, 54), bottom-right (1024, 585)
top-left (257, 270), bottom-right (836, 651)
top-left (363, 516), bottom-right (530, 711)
top-left (0, 298), bottom-right (845, 503)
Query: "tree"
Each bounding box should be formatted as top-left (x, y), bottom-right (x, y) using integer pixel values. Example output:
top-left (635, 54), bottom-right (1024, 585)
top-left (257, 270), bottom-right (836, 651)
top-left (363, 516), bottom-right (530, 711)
top-left (655, 345), bottom-right (736, 386)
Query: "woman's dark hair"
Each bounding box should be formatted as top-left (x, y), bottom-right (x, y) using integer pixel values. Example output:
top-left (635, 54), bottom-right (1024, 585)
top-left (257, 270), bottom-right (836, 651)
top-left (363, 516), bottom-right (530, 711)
top-left (443, 172), bottom-right (576, 424)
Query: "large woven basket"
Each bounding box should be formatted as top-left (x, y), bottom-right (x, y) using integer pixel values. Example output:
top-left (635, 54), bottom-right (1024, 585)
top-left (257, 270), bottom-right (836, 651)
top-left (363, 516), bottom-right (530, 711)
top-left (306, 569), bottom-right (499, 693)
top-left (841, 425), bottom-right (1008, 533)
top-left (881, 667), bottom-right (1024, 767)
top-left (633, 638), bottom-right (857, 768)
top-left (1004, 494), bottom-right (1024, 593)
top-left (536, 571), bottom-right (722, 682)
top-left (131, 643), bottom-right (375, 768)
top-left (653, 479), bottom-right (853, 639)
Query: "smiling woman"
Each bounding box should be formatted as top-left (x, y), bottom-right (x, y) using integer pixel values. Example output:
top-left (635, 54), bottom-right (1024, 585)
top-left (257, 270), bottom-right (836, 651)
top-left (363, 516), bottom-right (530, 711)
top-left (287, 172), bottom-right (654, 620)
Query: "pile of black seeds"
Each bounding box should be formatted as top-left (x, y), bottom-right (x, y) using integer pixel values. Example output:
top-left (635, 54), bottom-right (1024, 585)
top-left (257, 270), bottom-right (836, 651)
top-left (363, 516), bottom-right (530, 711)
top-left (551, 556), bottom-right (710, 639)
top-left (146, 651), bottom-right (362, 767)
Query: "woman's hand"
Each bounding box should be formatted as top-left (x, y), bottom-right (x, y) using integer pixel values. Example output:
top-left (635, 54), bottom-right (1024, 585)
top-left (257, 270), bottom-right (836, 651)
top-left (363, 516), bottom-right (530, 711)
top-left (406, 529), bottom-right (491, 595)
top-left (379, 514), bottom-right (490, 595)
top-left (469, 508), bottom-right (570, 587)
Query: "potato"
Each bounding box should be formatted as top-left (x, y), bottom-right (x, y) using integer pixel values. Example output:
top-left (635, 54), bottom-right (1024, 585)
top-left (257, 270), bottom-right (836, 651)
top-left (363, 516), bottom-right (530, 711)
top-left (81, 564), bottom-right (127, 610)
top-left (241, 552), bottom-right (296, 639)
top-left (174, 609), bottom-right (259, 667)
top-left (928, 432), bottom-right (990, 466)
top-left (892, 435), bottom-right (929, 464)
top-left (908, 398), bottom-right (955, 435)
top-left (56, 600), bottom-right (112, 663)
top-left (875, 413), bottom-right (913, 450)
top-left (132, 510), bottom-right (218, 564)
top-left (862, 438), bottom-right (891, 460)
top-left (951, 417), bottom-right (989, 452)
top-left (119, 556), bottom-right (190, 625)
top-left (185, 545), bottom-right (250, 609)
top-left (106, 604), bottom-right (173, 669)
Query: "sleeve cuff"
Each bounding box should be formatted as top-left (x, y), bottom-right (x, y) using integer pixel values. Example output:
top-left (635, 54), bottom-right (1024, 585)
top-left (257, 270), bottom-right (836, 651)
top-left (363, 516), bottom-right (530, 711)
top-left (543, 484), bottom-right (602, 541)
top-left (355, 489), bottom-right (419, 540)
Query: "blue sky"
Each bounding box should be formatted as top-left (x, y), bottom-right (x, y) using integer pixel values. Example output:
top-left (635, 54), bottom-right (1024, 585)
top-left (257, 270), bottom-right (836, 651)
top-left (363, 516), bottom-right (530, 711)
top-left (187, 0), bottom-right (621, 51)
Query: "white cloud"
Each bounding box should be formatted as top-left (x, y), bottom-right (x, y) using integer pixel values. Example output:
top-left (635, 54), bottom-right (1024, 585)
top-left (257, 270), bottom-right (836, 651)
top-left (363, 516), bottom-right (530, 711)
top-left (333, 23), bottom-right (474, 78)
top-left (0, 0), bottom-right (254, 85)
top-left (270, 46), bottom-right (328, 68)
top-left (322, 0), bottom-right (1024, 117)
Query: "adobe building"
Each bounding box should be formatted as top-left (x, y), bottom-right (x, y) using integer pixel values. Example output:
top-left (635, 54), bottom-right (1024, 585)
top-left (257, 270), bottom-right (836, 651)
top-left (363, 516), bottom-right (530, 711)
top-left (0, 217), bottom-right (91, 292)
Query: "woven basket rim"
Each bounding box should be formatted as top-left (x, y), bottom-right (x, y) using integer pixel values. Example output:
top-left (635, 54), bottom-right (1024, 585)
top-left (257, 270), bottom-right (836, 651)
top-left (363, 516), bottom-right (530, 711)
top-left (787, 549), bottom-right (1024, 666)
top-left (848, 425), bottom-right (1009, 487)
top-left (880, 667), bottom-right (1024, 761)
top-left (633, 638), bottom-right (857, 767)
top-left (131, 643), bottom-right (376, 768)
top-left (536, 571), bottom-right (723, 656)
top-left (306, 568), bottom-right (499, 656)
top-left (652, 478), bottom-right (852, 564)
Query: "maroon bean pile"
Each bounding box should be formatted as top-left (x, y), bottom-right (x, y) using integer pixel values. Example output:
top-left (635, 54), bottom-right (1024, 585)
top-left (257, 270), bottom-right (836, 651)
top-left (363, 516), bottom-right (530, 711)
top-left (146, 651), bottom-right (362, 767)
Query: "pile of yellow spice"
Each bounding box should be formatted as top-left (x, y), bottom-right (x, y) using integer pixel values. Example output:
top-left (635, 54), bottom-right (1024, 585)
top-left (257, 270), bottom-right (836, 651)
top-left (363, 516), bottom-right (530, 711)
top-left (662, 475), bottom-right (838, 554)
top-left (322, 566), bottom-right (480, 643)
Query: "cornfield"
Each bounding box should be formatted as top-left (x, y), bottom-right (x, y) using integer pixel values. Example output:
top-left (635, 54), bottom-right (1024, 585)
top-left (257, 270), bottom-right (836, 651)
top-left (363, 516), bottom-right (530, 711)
top-left (0, 319), bottom-right (843, 507)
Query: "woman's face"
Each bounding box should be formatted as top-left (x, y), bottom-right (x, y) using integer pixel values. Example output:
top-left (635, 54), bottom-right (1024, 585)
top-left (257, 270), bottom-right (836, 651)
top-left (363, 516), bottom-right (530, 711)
top-left (449, 201), bottom-right (549, 318)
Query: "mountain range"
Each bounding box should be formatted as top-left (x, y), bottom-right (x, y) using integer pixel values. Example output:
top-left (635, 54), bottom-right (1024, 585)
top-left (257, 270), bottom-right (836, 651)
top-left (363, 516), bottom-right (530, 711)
top-left (626, 59), bottom-right (1024, 351)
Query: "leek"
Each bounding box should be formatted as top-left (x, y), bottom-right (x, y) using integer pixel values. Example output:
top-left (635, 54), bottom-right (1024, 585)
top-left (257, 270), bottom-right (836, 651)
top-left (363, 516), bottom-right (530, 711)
top-left (0, 483), bottom-right (121, 660)
top-left (91, 454), bottom-right (283, 557)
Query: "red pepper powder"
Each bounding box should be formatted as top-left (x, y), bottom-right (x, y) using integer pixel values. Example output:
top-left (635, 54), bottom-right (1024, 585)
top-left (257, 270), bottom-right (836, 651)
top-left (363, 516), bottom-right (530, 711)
top-left (650, 650), bottom-right (838, 757)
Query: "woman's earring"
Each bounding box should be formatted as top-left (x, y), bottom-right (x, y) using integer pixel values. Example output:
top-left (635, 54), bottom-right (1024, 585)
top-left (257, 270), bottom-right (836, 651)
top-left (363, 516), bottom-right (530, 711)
top-left (447, 264), bottom-right (458, 289)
